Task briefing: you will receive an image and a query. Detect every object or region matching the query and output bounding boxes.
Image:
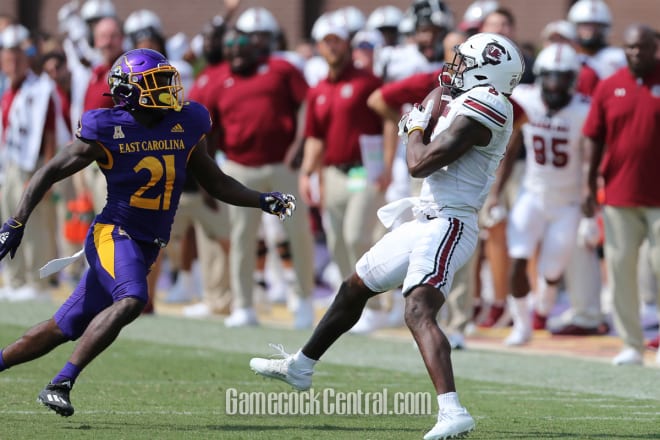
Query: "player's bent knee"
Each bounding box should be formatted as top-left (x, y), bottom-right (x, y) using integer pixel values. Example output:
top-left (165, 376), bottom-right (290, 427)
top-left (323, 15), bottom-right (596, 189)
top-left (114, 297), bottom-right (146, 322)
top-left (404, 286), bottom-right (443, 329)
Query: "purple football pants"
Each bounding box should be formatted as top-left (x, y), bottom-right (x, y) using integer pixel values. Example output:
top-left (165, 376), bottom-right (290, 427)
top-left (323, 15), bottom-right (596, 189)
top-left (54, 223), bottom-right (160, 340)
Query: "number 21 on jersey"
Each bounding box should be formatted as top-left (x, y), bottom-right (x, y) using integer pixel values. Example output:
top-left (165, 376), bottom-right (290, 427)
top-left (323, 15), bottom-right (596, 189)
top-left (130, 154), bottom-right (175, 210)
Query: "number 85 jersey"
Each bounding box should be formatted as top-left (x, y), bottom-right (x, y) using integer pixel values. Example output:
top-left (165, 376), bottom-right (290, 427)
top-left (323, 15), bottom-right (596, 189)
top-left (77, 101), bottom-right (211, 245)
top-left (512, 84), bottom-right (590, 206)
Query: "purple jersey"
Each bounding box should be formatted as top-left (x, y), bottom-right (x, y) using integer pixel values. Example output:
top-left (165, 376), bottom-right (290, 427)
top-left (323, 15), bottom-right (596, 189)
top-left (77, 101), bottom-right (211, 245)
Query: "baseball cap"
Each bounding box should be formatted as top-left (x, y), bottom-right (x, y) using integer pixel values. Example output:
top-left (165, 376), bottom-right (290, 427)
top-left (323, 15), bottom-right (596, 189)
top-left (312, 13), bottom-right (349, 42)
top-left (0, 24), bottom-right (29, 49)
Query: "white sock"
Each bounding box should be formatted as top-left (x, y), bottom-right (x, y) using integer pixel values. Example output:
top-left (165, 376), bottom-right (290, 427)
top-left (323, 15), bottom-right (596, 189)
top-left (437, 392), bottom-right (462, 411)
top-left (179, 270), bottom-right (194, 292)
top-left (293, 349), bottom-right (317, 370)
top-left (536, 278), bottom-right (558, 316)
top-left (509, 295), bottom-right (530, 331)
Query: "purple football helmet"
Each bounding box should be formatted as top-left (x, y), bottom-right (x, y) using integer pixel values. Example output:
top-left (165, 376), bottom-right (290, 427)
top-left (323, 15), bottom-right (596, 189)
top-left (107, 48), bottom-right (183, 111)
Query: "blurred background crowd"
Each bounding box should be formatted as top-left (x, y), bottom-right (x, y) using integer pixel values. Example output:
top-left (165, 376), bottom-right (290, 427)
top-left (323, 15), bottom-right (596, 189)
top-left (0, 0), bottom-right (659, 366)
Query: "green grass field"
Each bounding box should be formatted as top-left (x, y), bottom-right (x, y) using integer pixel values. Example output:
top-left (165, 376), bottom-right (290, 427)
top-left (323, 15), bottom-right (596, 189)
top-left (0, 301), bottom-right (658, 439)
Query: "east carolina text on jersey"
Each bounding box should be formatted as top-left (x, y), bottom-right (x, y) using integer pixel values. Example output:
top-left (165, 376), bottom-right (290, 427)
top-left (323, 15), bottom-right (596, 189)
top-left (77, 101), bottom-right (211, 245)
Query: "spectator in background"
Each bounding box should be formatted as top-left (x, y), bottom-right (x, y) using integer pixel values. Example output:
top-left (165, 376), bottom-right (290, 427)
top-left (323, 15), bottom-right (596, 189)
top-left (568, 0), bottom-right (626, 97)
top-left (365, 5), bottom-right (403, 47)
top-left (458, 0), bottom-right (499, 37)
top-left (177, 14), bottom-right (234, 319)
top-left (0, 26), bottom-right (65, 300)
top-left (207, 29), bottom-right (315, 329)
top-left (541, 20), bottom-right (577, 47)
top-left (473, 6), bottom-right (533, 328)
top-left (495, 43), bottom-right (593, 345)
top-left (124, 9), bottom-right (194, 93)
top-left (298, 19), bottom-right (387, 333)
top-left (582, 24), bottom-right (660, 366)
top-left (554, 0), bottom-right (626, 337)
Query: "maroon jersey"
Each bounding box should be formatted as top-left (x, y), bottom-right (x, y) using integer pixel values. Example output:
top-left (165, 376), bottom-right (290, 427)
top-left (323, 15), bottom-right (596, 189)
top-left (209, 58), bottom-right (308, 166)
top-left (304, 64), bottom-right (383, 166)
top-left (582, 65), bottom-right (660, 206)
top-left (83, 64), bottom-right (115, 111)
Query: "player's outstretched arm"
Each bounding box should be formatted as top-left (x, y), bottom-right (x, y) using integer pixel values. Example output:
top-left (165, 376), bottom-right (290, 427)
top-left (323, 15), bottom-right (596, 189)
top-left (188, 138), bottom-right (296, 220)
top-left (0, 139), bottom-right (104, 261)
top-left (406, 115), bottom-right (491, 178)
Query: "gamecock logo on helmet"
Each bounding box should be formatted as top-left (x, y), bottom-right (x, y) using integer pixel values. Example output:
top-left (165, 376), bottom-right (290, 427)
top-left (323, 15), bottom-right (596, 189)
top-left (483, 42), bottom-right (509, 65)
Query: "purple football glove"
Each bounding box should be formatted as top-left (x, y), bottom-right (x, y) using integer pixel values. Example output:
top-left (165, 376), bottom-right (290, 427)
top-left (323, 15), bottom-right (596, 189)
top-left (259, 192), bottom-right (296, 220)
top-left (0, 218), bottom-right (25, 260)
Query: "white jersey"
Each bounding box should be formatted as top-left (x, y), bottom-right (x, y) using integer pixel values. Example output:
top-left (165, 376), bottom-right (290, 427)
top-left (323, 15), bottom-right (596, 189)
top-left (422, 86), bottom-right (513, 219)
top-left (512, 84), bottom-right (590, 206)
top-left (377, 86), bottom-right (513, 229)
top-left (374, 43), bottom-right (437, 82)
top-left (582, 46), bottom-right (626, 81)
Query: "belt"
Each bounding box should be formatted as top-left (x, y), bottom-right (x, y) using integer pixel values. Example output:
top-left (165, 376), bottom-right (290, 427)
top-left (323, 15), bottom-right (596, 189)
top-left (332, 162), bottom-right (362, 174)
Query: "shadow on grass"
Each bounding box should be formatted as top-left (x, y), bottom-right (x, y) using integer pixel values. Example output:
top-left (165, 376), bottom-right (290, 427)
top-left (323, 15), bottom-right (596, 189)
top-left (487, 430), bottom-right (660, 439)
top-left (64, 422), bottom-right (420, 434)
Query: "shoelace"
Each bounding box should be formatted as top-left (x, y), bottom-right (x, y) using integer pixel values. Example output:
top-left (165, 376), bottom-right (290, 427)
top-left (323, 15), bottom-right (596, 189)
top-left (266, 343), bottom-right (315, 377)
top-left (266, 343), bottom-right (294, 375)
top-left (268, 343), bottom-right (292, 359)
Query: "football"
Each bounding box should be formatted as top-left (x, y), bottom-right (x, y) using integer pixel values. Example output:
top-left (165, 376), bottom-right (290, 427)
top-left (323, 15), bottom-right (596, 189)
top-left (421, 85), bottom-right (451, 143)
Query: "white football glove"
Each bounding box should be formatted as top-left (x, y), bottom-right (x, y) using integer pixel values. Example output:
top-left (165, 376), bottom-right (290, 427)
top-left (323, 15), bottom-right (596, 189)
top-left (405, 99), bottom-right (434, 134)
top-left (577, 217), bottom-right (600, 248)
top-left (397, 112), bottom-right (409, 138)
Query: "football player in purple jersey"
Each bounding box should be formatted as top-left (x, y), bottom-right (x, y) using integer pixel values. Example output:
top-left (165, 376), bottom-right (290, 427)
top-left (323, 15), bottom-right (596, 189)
top-left (0, 48), bottom-right (296, 416)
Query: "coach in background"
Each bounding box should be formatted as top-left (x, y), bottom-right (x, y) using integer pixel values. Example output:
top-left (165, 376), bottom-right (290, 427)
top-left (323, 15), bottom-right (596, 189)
top-left (582, 24), bottom-right (660, 366)
top-left (0, 26), bottom-right (65, 301)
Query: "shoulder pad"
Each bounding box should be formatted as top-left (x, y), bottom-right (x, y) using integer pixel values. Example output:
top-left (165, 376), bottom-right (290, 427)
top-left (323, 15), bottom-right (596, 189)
top-left (459, 86), bottom-right (510, 130)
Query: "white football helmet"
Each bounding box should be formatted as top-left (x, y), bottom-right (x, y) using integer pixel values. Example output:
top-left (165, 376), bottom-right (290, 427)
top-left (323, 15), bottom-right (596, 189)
top-left (366, 6), bottom-right (404, 30)
top-left (533, 43), bottom-right (580, 76)
top-left (0, 24), bottom-right (29, 49)
top-left (567, 0), bottom-right (612, 25)
top-left (440, 32), bottom-right (524, 95)
top-left (236, 7), bottom-right (280, 33)
top-left (80, 0), bottom-right (116, 22)
top-left (333, 6), bottom-right (366, 34)
top-left (461, 0), bottom-right (499, 30)
top-left (412, 0), bottom-right (454, 29)
top-left (124, 9), bottom-right (163, 37)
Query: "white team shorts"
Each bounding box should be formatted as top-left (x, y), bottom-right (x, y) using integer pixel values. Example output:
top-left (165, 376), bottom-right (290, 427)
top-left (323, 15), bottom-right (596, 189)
top-left (507, 190), bottom-right (581, 280)
top-left (356, 215), bottom-right (478, 297)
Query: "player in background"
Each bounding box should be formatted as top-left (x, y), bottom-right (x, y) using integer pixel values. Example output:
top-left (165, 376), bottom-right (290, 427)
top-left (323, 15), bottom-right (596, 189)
top-left (489, 43), bottom-right (592, 345)
top-left (567, 0), bottom-right (626, 97)
top-left (0, 49), bottom-right (296, 416)
top-left (552, 0), bottom-right (626, 336)
top-left (250, 33), bottom-right (524, 439)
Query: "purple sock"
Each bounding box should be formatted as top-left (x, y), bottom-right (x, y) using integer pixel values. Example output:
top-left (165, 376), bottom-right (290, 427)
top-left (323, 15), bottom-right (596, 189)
top-left (52, 362), bottom-right (81, 384)
top-left (0, 349), bottom-right (7, 372)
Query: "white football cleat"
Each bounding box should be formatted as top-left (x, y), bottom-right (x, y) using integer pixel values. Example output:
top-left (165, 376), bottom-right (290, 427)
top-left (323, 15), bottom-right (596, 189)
top-left (348, 308), bottom-right (390, 334)
top-left (249, 344), bottom-right (313, 391)
top-left (612, 347), bottom-right (643, 366)
top-left (504, 325), bottom-right (532, 346)
top-left (424, 407), bottom-right (475, 440)
top-left (224, 307), bottom-right (259, 328)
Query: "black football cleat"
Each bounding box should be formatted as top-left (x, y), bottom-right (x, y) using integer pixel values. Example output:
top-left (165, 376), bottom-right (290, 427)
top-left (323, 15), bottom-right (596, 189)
top-left (37, 380), bottom-right (75, 417)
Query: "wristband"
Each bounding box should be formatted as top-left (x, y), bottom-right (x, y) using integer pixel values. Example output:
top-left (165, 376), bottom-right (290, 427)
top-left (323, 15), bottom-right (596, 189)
top-left (407, 126), bottom-right (424, 137)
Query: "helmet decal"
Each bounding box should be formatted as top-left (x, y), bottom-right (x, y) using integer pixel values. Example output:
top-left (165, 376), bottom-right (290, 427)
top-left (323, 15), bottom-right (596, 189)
top-left (483, 42), bottom-right (510, 65)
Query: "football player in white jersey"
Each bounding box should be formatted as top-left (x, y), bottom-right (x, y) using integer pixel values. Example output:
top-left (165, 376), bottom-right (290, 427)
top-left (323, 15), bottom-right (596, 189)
top-left (490, 43), bottom-right (590, 345)
top-left (249, 33), bottom-right (524, 440)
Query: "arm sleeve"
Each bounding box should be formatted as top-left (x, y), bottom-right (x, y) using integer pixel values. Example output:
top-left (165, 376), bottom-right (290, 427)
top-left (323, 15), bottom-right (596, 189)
top-left (381, 70), bottom-right (439, 109)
